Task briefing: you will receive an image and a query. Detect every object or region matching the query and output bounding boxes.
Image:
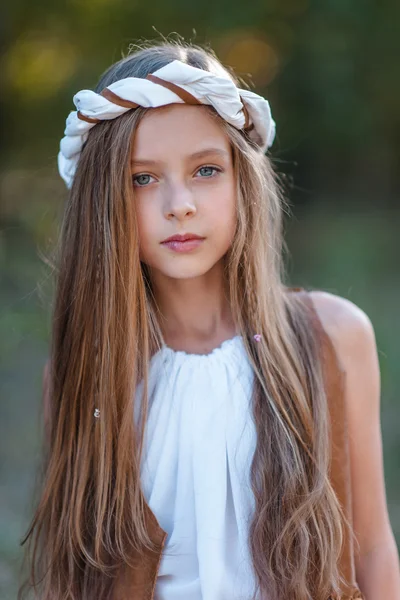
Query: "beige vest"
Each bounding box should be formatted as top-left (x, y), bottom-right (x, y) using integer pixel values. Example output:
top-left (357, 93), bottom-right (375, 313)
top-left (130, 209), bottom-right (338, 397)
top-left (114, 288), bottom-right (364, 600)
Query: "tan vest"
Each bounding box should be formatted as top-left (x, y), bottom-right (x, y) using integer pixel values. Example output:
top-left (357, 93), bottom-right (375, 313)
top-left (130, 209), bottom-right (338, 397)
top-left (114, 288), bottom-right (364, 600)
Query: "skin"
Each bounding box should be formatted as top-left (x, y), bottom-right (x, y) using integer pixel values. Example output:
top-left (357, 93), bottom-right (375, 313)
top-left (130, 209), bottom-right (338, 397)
top-left (131, 103), bottom-right (238, 353)
top-left (42, 104), bottom-right (400, 597)
top-left (130, 103), bottom-right (400, 595)
top-left (310, 291), bottom-right (400, 599)
top-left (41, 294), bottom-right (400, 598)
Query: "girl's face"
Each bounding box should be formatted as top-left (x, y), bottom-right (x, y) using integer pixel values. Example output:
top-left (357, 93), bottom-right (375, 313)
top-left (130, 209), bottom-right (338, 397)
top-left (131, 103), bottom-right (237, 280)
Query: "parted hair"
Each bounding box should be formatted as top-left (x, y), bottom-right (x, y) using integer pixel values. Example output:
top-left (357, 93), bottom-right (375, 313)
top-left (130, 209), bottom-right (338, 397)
top-left (19, 38), bottom-right (352, 600)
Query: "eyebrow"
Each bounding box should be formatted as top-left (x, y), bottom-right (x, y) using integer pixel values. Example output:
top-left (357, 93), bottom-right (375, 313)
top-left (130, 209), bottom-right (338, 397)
top-left (131, 147), bottom-right (229, 167)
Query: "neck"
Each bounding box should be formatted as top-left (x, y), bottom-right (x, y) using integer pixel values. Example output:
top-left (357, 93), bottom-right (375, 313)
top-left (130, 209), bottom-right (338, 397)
top-left (149, 260), bottom-right (238, 354)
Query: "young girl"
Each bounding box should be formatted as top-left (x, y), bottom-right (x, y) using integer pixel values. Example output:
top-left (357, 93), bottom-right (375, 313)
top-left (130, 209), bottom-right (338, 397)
top-left (19, 39), bottom-right (399, 600)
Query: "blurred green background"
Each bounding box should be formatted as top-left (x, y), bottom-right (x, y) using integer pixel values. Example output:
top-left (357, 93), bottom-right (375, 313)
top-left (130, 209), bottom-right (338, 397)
top-left (1, 1), bottom-right (399, 597)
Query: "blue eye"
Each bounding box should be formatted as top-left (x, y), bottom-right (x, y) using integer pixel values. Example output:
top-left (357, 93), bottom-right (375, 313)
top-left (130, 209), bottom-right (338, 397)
top-left (132, 165), bottom-right (222, 188)
top-left (196, 166), bottom-right (221, 178)
top-left (132, 174), bottom-right (154, 187)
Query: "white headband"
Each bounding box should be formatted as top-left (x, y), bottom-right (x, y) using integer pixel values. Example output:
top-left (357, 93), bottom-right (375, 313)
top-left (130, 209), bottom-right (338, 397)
top-left (58, 59), bottom-right (276, 189)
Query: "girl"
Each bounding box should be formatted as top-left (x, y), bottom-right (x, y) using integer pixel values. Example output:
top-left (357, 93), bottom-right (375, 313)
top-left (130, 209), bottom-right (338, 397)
top-left (19, 39), bottom-right (399, 600)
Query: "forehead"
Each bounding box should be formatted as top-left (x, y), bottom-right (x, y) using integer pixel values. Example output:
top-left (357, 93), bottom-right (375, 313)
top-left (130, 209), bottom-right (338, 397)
top-left (131, 103), bottom-right (231, 162)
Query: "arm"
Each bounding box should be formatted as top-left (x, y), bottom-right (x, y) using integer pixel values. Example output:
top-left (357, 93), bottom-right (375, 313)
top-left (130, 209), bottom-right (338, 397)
top-left (310, 291), bottom-right (400, 600)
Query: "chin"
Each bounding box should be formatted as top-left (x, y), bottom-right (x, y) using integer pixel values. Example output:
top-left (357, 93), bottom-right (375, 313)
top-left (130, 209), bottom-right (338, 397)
top-left (147, 256), bottom-right (222, 280)
top-left (159, 264), bottom-right (216, 280)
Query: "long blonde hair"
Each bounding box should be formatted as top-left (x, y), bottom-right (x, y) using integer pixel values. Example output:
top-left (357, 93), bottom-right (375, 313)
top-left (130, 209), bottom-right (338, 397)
top-left (19, 39), bottom-right (350, 600)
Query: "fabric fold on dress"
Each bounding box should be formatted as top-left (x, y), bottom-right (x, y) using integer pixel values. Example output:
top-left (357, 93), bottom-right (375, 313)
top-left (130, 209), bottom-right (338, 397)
top-left (135, 336), bottom-right (260, 600)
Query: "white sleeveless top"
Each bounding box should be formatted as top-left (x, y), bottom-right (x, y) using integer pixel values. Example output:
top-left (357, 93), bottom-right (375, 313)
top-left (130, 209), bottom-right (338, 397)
top-left (135, 335), bottom-right (259, 600)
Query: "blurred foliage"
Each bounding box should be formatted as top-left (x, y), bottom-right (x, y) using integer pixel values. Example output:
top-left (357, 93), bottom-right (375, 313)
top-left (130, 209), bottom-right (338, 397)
top-left (1, 1), bottom-right (399, 597)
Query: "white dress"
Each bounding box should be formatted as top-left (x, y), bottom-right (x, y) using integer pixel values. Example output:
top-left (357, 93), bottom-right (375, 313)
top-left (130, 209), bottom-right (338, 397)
top-left (135, 335), bottom-right (259, 600)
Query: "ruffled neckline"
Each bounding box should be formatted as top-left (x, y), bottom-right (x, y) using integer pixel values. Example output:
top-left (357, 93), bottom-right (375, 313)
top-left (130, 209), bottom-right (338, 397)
top-left (157, 334), bottom-right (244, 361)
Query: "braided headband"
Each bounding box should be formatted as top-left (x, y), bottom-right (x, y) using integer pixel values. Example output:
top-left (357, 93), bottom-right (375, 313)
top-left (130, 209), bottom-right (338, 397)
top-left (58, 59), bottom-right (276, 189)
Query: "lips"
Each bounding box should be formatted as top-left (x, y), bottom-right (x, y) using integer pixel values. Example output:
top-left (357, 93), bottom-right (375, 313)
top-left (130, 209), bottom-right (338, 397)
top-left (161, 233), bottom-right (205, 243)
top-left (160, 233), bottom-right (205, 253)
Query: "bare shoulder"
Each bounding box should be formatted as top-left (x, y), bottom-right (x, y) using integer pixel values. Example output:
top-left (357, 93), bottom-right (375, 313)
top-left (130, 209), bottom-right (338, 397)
top-left (307, 295), bottom-right (395, 562)
top-left (307, 290), bottom-right (377, 367)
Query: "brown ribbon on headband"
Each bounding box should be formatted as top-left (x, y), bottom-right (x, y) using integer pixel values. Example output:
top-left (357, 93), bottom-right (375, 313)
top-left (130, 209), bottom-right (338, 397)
top-left (77, 75), bottom-right (253, 133)
top-left (146, 74), bottom-right (202, 105)
top-left (77, 88), bottom-right (141, 123)
top-left (77, 112), bottom-right (101, 124)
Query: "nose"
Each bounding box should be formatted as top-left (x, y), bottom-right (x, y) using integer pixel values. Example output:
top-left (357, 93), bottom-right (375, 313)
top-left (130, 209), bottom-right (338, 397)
top-left (164, 181), bottom-right (197, 221)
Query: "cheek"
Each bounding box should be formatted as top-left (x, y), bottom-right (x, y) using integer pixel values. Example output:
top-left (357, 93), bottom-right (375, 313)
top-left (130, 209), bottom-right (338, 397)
top-left (135, 199), bottom-right (156, 256)
top-left (207, 182), bottom-right (237, 240)
top-left (136, 190), bottom-right (157, 224)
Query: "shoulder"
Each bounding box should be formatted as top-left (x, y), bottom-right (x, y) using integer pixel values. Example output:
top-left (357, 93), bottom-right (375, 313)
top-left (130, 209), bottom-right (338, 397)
top-left (307, 289), bottom-right (381, 415)
top-left (306, 295), bottom-right (393, 559)
top-left (307, 290), bottom-right (377, 370)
